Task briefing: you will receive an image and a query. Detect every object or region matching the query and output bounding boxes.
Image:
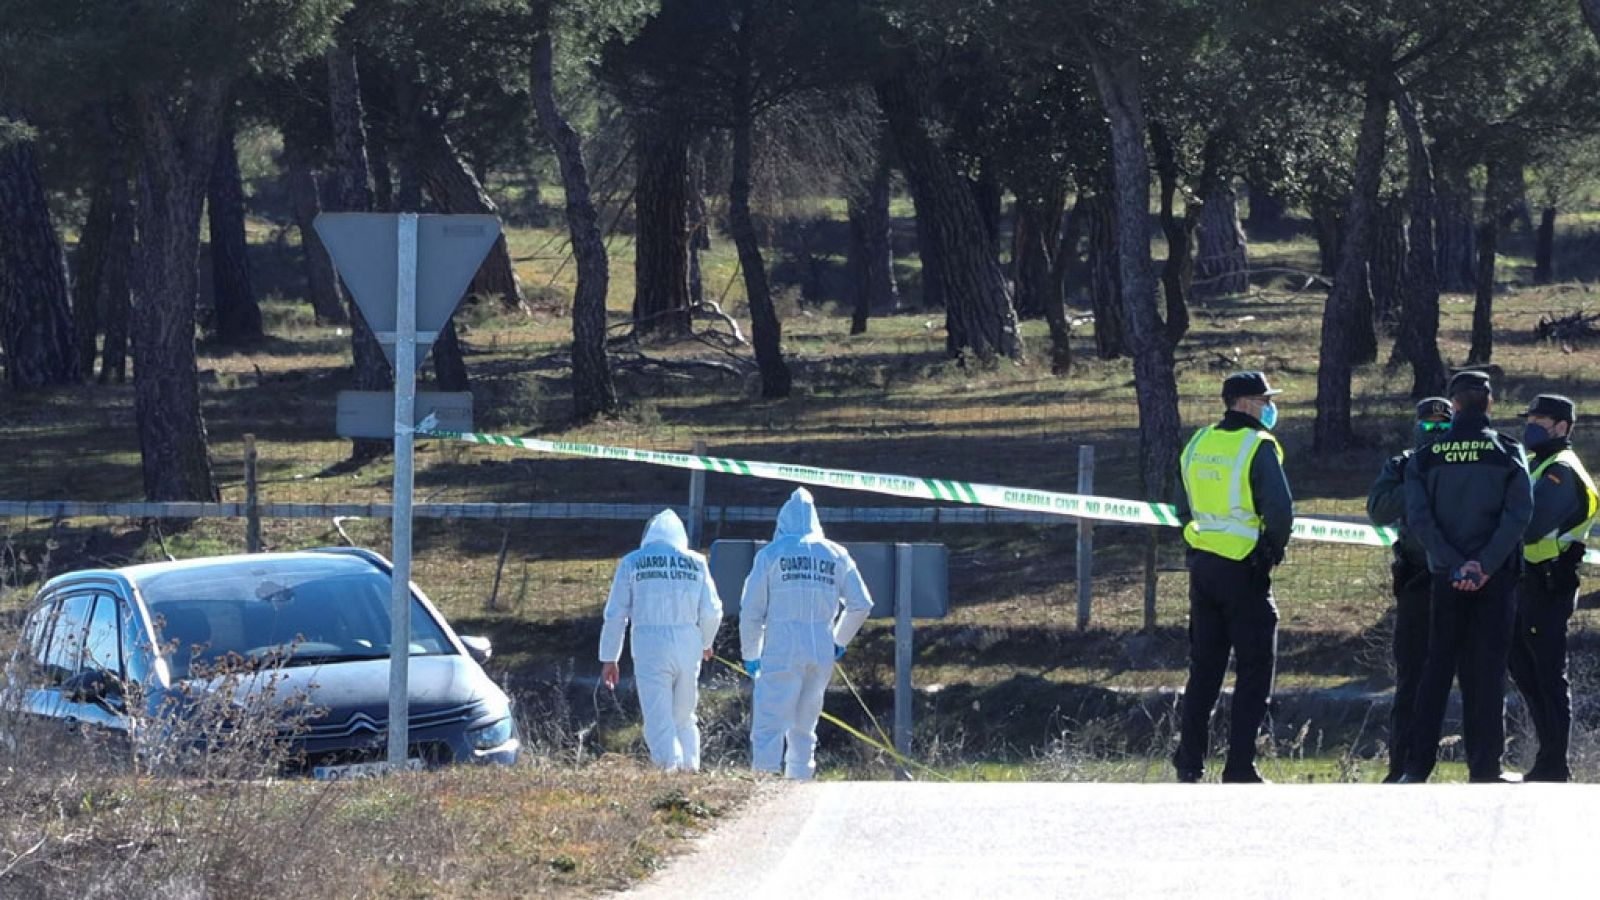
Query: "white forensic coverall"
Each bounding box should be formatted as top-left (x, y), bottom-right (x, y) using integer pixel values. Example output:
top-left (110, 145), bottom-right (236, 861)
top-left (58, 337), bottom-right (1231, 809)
top-left (598, 510), bottom-right (723, 771)
top-left (740, 488), bottom-right (873, 779)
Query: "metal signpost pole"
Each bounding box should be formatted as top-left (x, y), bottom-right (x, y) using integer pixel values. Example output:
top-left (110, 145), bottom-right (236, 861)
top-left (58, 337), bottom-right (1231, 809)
top-left (1076, 444), bottom-right (1095, 630)
top-left (387, 213), bottom-right (419, 767)
top-left (894, 542), bottom-right (913, 781)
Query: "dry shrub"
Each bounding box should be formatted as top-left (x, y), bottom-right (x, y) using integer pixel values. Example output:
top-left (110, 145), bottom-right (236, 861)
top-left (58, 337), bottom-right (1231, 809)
top-left (0, 641), bottom-right (754, 898)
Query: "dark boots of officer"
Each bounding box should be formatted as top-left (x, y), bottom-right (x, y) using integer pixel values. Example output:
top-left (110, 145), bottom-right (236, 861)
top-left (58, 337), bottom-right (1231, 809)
top-left (1400, 372), bottom-right (1533, 783)
top-left (1171, 372), bottom-right (1294, 783)
top-left (1507, 395), bottom-right (1595, 782)
top-left (1367, 397), bottom-right (1452, 781)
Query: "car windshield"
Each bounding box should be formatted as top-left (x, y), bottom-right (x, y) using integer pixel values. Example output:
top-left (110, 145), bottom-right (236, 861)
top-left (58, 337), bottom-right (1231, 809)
top-left (136, 555), bottom-right (454, 680)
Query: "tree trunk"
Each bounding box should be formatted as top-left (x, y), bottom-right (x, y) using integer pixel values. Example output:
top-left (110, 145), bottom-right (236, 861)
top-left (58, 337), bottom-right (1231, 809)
top-left (130, 85), bottom-right (224, 501)
top-left (877, 67), bottom-right (1021, 361)
top-left (283, 132), bottom-right (348, 324)
top-left (848, 141), bottom-right (898, 335)
top-left (1310, 200), bottom-right (1343, 278)
top-left (0, 108), bottom-right (80, 391)
top-left (1434, 158), bottom-right (1477, 293)
top-left (430, 321), bottom-right (469, 391)
top-left (1534, 206), bottom-right (1556, 284)
top-left (531, 13), bottom-right (617, 420)
top-left (207, 117), bottom-right (263, 344)
top-left (327, 45), bottom-right (392, 462)
top-left (910, 196), bottom-right (945, 310)
top-left (730, 111), bottom-right (791, 397)
top-left (1195, 180), bottom-right (1249, 298)
top-left (688, 136), bottom-right (710, 309)
top-left (1149, 121), bottom-right (1192, 340)
top-left (971, 164), bottom-right (1004, 264)
top-left (367, 125), bottom-right (395, 212)
top-left (1369, 198), bottom-right (1405, 331)
top-left (1469, 159), bottom-right (1515, 365)
top-left (99, 157), bottom-right (134, 385)
top-left (73, 166), bottom-right (113, 377)
top-left (1391, 79), bottom-right (1446, 399)
top-left (632, 115), bottom-right (693, 337)
top-left (1245, 184), bottom-right (1289, 239)
top-left (1313, 74), bottom-right (1389, 452)
top-left (1085, 190), bottom-right (1127, 360)
top-left (1043, 195), bottom-right (1084, 375)
top-left (1010, 186), bottom-right (1063, 322)
top-left (1087, 51), bottom-right (1182, 502)
top-left (414, 114), bottom-right (526, 314)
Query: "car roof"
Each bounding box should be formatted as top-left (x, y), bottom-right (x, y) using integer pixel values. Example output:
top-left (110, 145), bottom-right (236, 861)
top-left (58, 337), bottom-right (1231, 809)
top-left (39, 548), bottom-right (387, 597)
top-left (118, 550), bottom-right (376, 582)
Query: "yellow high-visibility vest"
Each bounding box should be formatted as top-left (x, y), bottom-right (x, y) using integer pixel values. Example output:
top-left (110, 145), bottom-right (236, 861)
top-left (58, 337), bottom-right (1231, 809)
top-left (1181, 426), bottom-right (1283, 561)
top-left (1525, 448), bottom-right (1598, 564)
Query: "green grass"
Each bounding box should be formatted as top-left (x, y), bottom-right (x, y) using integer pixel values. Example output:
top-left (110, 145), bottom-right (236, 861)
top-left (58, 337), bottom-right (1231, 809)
top-left (5, 202), bottom-right (1599, 778)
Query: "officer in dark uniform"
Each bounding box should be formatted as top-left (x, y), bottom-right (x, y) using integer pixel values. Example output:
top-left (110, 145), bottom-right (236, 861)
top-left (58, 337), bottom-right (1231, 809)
top-left (1171, 371), bottom-right (1295, 784)
top-left (1367, 397), bottom-right (1453, 782)
top-left (1399, 371), bottom-right (1533, 783)
top-left (1507, 395), bottom-right (1596, 782)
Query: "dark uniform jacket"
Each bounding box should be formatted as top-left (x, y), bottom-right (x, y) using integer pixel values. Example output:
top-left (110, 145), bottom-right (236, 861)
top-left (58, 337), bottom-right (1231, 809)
top-left (1403, 410), bottom-right (1533, 576)
top-left (1173, 409), bottom-right (1295, 561)
top-left (1368, 450), bottom-right (1429, 570)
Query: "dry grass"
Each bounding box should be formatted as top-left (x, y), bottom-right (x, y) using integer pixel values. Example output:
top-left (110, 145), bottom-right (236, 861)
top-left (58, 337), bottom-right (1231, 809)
top-left (0, 757), bottom-right (755, 898)
top-left (2, 208), bottom-right (1599, 783)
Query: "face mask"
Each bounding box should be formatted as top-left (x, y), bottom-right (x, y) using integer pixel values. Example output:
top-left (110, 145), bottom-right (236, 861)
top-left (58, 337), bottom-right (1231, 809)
top-left (1260, 402), bottom-right (1278, 430)
top-left (1523, 423), bottom-right (1553, 447)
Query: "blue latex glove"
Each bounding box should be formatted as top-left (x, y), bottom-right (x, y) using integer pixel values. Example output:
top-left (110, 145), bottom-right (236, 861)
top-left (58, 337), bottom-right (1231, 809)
top-left (834, 644), bottom-right (846, 661)
top-left (744, 659), bottom-right (761, 678)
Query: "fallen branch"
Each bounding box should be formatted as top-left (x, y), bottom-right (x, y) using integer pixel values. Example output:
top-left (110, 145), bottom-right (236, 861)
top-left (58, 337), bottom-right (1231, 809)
top-left (1535, 310), bottom-right (1600, 345)
top-left (331, 517), bottom-right (358, 546)
top-left (1191, 266), bottom-right (1333, 290)
top-left (615, 351), bottom-right (750, 378)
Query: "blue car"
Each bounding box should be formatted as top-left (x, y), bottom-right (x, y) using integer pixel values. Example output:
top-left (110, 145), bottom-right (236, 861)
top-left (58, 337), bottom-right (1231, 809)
top-left (12, 548), bottom-right (519, 777)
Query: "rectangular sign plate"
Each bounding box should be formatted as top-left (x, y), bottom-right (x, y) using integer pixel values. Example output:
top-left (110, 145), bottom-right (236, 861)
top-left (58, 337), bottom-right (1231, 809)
top-left (336, 390), bottom-right (474, 440)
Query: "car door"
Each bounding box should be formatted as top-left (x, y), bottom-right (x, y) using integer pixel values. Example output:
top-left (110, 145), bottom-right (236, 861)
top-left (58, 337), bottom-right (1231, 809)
top-left (21, 591), bottom-right (91, 724)
top-left (24, 591), bottom-right (132, 747)
top-left (71, 592), bottom-right (133, 738)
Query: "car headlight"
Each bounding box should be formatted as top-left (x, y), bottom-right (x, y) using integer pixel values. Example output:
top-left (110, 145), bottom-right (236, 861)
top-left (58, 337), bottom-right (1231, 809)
top-left (467, 716), bottom-right (516, 751)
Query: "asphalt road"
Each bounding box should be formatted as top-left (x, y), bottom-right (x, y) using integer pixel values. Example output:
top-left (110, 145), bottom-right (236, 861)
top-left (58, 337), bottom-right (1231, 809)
top-left (626, 780), bottom-right (1597, 898)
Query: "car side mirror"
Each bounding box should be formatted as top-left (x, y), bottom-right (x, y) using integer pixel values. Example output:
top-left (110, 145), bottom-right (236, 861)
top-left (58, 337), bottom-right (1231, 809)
top-left (63, 669), bottom-right (123, 707)
top-left (460, 635), bottom-right (493, 665)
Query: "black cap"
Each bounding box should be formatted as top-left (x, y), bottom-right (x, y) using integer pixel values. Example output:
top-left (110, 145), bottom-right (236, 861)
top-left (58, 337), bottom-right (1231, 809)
top-left (1448, 370), bottom-right (1493, 398)
top-left (1222, 371), bottom-right (1282, 401)
top-left (1415, 397), bottom-right (1451, 420)
top-left (1519, 394), bottom-right (1576, 423)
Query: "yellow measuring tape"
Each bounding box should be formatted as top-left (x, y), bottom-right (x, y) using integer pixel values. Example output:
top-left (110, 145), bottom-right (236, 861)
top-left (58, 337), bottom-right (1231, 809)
top-left (714, 655), bottom-right (950, 782)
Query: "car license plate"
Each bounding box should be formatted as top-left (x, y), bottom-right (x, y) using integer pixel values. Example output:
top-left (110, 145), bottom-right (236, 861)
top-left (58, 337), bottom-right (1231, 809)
top-left (312, 758), bottom-right (425, 781)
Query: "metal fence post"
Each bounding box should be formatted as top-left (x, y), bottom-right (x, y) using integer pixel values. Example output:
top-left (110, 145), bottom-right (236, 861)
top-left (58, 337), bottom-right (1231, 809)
top-left (894, 542), bottom-right (913, 781)
top-left (244, 434), bottom-right (260, 553)
top-left (1076, 445), bottom-right (1094, 631)
top-left (688, 440), bottom-right (707, 548)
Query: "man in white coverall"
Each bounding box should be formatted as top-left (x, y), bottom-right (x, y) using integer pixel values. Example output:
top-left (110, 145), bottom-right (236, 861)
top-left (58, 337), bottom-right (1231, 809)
top-left (741, 488), bottom-right (873, 779)
top-left (599, 510), bottom-right (723, 771)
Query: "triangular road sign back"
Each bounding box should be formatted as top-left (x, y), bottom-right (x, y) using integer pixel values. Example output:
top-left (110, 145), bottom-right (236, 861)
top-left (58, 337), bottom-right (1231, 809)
top-left (314, 213), bottom-right (503, 373)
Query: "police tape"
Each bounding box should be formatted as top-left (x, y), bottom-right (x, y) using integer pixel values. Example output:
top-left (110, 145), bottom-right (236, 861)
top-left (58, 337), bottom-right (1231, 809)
top-left (424, 429), bottom-right (1600, 567)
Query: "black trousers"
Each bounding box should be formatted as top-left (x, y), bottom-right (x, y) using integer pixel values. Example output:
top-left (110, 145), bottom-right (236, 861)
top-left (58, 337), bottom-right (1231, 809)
top-left (1386, 561), bottom-right (1432, 780)
top-left (1405, 568), bottom-right (1516, 781)
top-left (1174, 551), bottom-right (1278, 776)
top-left (1507, 559), bottom-right (1579, 778)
